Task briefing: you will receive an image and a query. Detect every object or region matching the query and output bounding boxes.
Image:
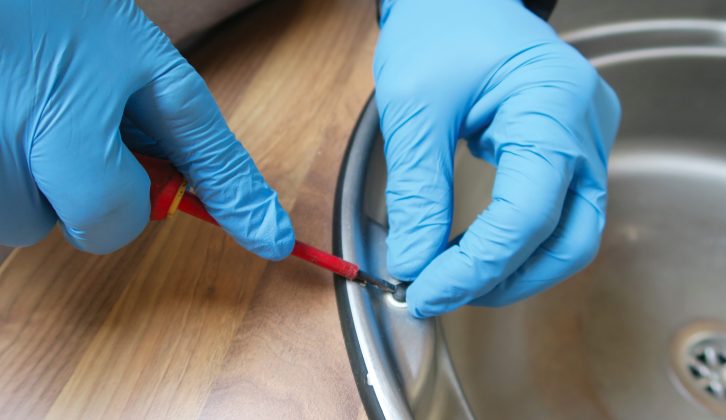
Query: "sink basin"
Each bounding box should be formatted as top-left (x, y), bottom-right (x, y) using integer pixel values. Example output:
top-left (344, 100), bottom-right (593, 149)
top-left (334, 12), bottom-right (726, 420)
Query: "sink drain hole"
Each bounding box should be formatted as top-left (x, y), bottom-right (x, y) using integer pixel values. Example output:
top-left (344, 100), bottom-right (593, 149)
top-left (687, 343), bottom-right (726, 400)
top-left (670, 321), bottom-right (726, 417)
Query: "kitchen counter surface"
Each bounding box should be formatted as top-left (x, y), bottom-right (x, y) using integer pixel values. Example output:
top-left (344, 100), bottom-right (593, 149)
top-left (0, 0), bottom-right (375, 418)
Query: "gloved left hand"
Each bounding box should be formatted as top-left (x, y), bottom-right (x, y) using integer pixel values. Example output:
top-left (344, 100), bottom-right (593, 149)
top-left (374, 0), bottom-right (621, 317)
top-left (0, 0), bottom-right (294, 259)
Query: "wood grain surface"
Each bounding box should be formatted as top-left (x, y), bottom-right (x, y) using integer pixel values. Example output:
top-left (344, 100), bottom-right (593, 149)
top-left (0, 0), bottom-right (376, 418)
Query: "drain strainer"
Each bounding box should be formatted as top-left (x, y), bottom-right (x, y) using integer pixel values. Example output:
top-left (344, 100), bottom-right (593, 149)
top-left (670, 321), bottom-right (726, 417)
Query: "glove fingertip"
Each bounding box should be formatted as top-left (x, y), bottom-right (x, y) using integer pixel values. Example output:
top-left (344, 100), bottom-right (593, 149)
top-left (261, 213), bottom-right (295, 261)
top-left (405, 279), bottom-right (440, 319)
top-left (408, 305), bottom-right (429, 319)
top-left (233, 199), bottom-right (295, 261)
top-left (50, 153), bottom-right (151, 255)
top-left (404, 246), bottom-right (487, 318)
top-left (62, 194), bottom-right (149, 255)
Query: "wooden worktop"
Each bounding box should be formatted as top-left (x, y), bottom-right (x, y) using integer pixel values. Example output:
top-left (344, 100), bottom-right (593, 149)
top-left (0, 0), bottom-right (375, 418)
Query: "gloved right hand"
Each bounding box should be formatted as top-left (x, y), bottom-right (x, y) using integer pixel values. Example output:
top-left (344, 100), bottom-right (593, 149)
top-left (375, 0), bottom-right (620, 317)
top-left (0, 0), bottom-right (294, 259)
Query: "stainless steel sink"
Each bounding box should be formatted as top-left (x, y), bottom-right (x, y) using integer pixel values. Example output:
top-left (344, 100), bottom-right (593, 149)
top-left (335, 5), bottom-right (726, 419)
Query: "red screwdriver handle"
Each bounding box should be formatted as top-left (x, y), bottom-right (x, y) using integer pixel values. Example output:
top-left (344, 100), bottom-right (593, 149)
top-left (134, 154), bottom-right (187, 221)
top-left (134, 153), bottom-right (362, 280)
top-left (176, 191), bottom-right (360, 278)
top-left (289, 241), bottom-right (359, 279)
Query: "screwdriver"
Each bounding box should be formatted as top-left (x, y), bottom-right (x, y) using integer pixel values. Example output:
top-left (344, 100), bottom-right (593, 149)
top-left (134, 153), bottom-right (405, 299)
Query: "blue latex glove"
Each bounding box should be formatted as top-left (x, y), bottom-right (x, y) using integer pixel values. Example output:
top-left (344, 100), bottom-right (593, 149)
top-left (375, 0), bottom-right (621, 317)
top-left (0, 0), bottom-right (294, 259)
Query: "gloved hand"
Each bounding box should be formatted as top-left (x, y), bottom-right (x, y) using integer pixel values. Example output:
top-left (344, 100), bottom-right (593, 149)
top-left (0, 0), bottom-right (294, 259)
top-left (374, 0), bottom-right (621, 317)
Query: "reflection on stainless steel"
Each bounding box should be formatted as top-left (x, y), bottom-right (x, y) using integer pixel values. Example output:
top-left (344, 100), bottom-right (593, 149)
top-left (335, 14), bottom-right (726, 420)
